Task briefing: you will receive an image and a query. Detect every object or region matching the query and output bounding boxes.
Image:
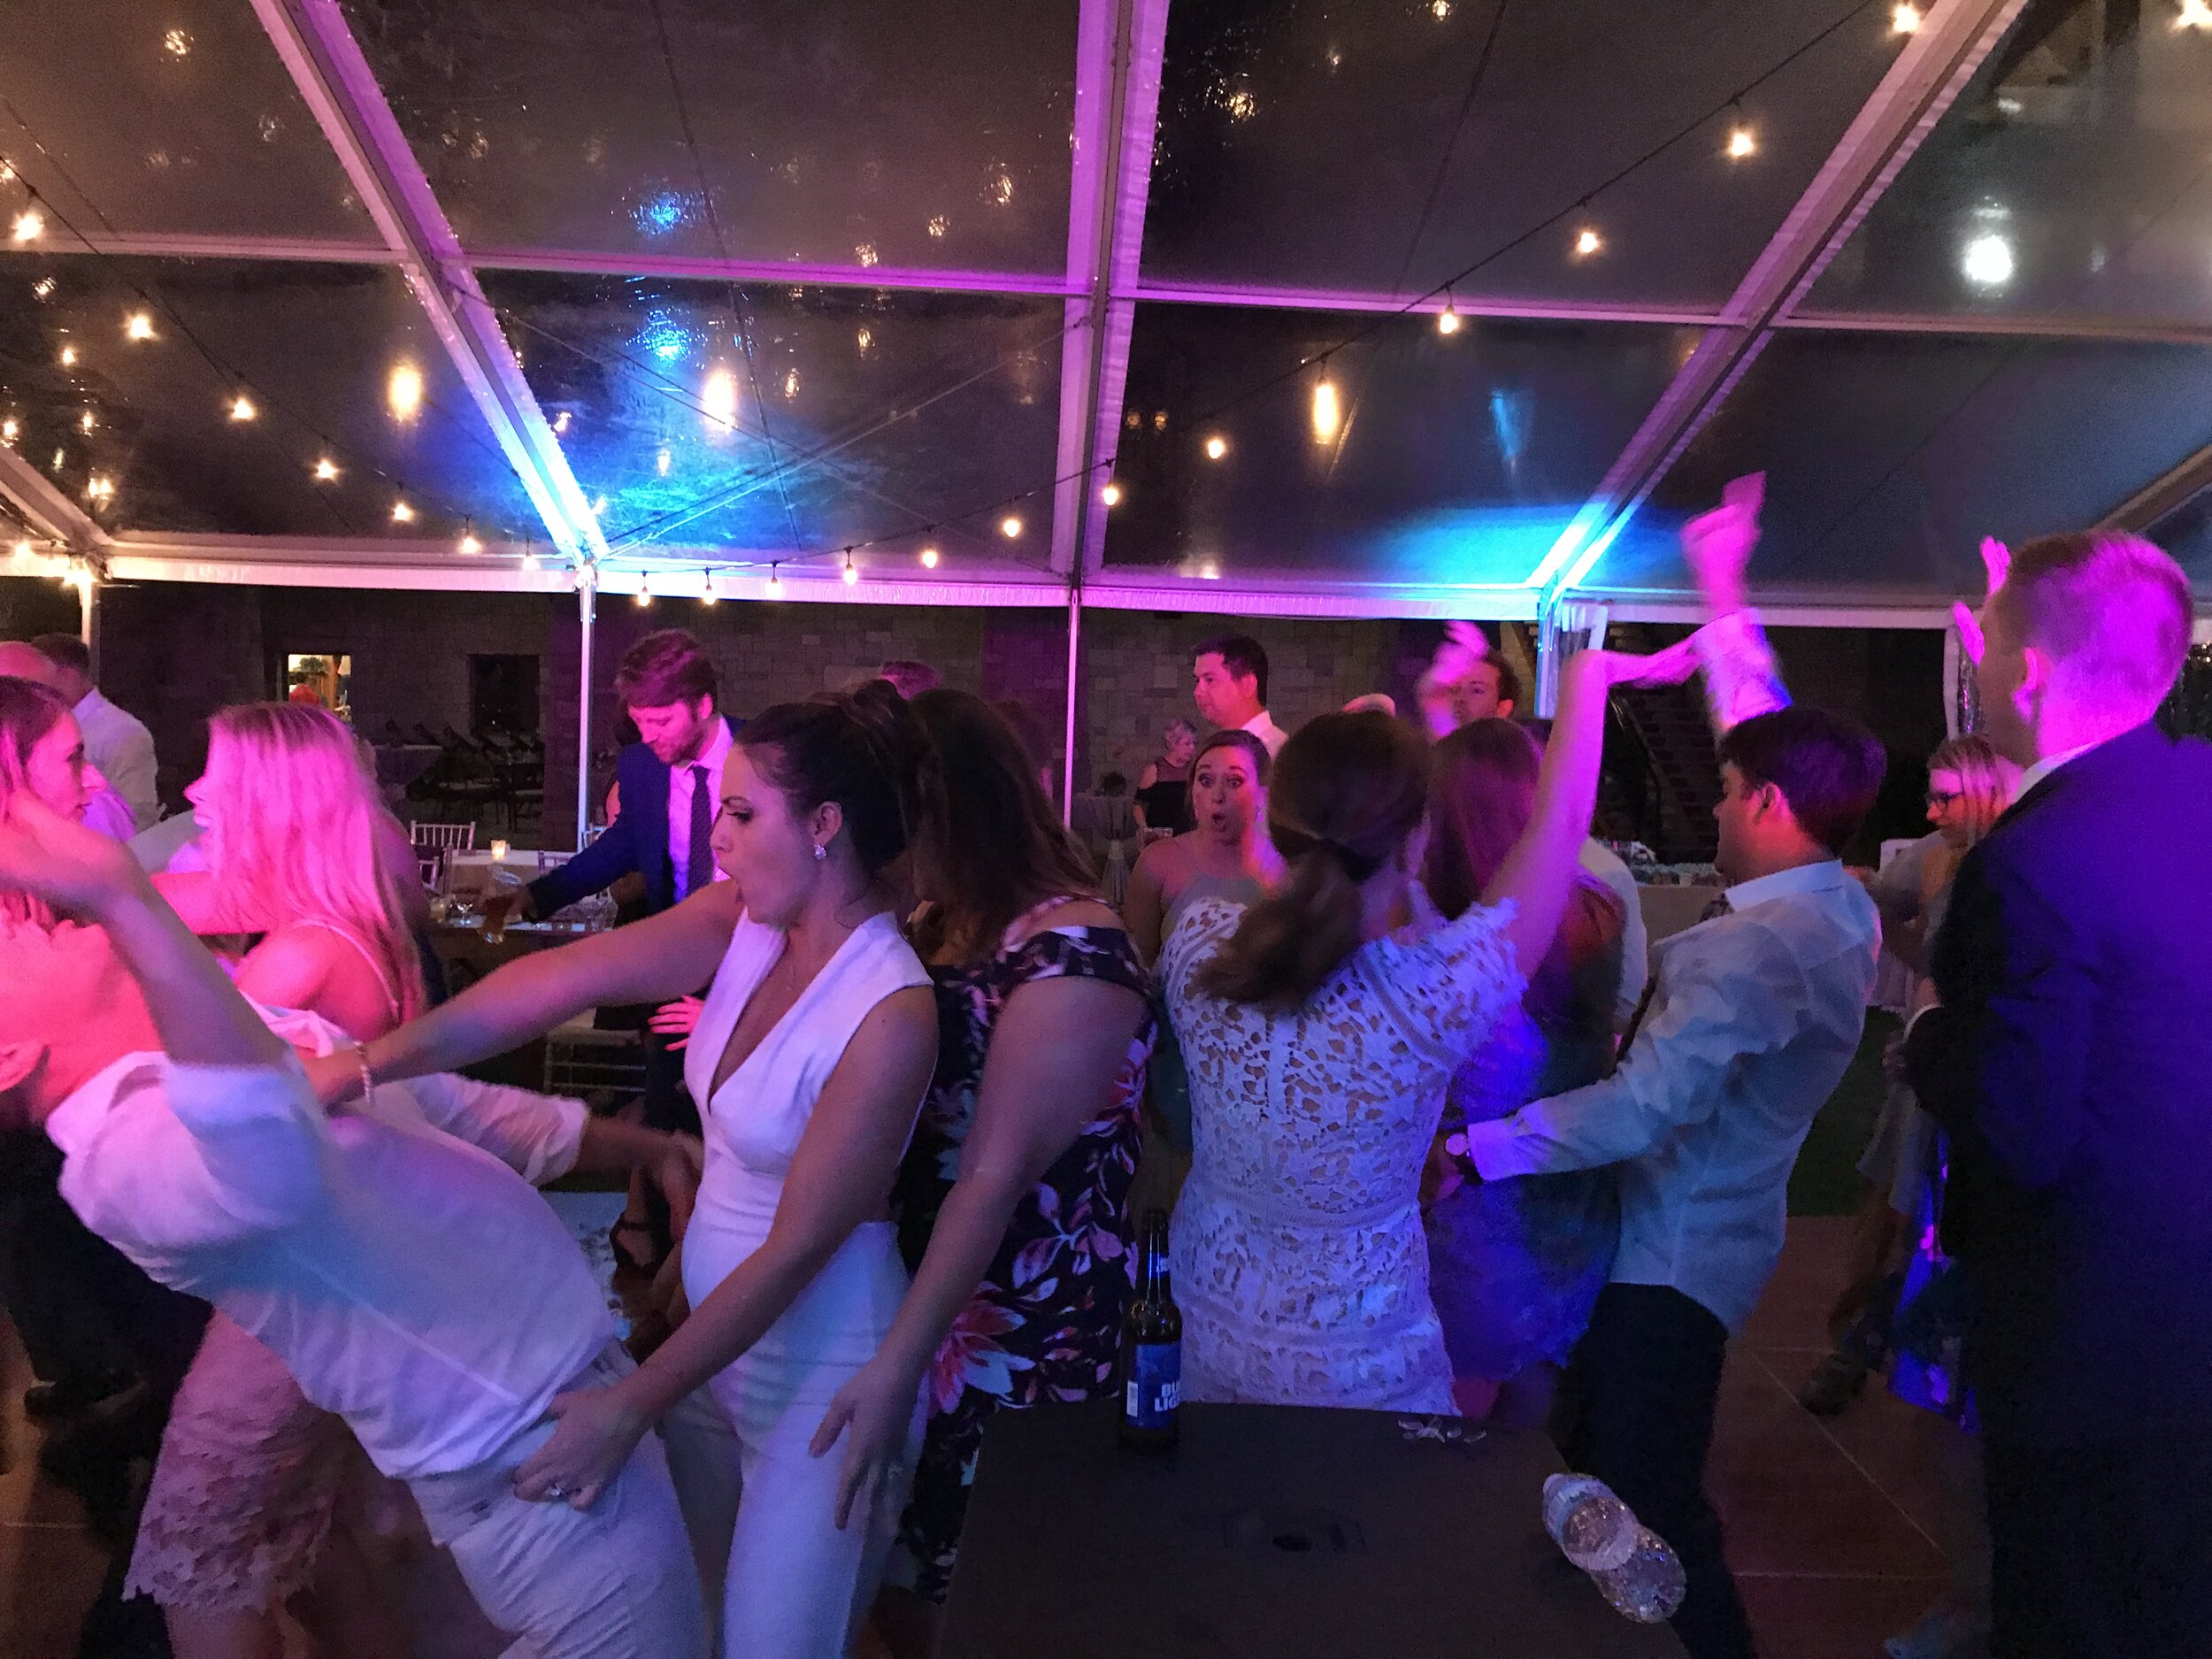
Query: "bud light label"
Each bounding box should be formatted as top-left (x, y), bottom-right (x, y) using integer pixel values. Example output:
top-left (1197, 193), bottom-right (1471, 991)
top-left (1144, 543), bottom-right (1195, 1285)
top-left (1125, 1341), bottom-right (1181, 1428)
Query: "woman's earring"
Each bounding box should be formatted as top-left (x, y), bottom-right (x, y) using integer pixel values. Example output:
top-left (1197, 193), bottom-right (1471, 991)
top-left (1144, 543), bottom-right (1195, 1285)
top-left (813, 842), bottom-right (827, 863)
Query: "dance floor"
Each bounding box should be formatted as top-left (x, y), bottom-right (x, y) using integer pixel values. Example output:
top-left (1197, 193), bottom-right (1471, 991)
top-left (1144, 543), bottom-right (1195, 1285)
top-left (0, 1213), bottom-right (1945, 1659)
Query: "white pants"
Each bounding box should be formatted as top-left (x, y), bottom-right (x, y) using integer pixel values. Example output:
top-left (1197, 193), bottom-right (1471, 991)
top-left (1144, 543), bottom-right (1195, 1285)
top-left (408, 1351), bottom-right (708, 1659)
top-left (690, 1221), bottom-right (923, 1659)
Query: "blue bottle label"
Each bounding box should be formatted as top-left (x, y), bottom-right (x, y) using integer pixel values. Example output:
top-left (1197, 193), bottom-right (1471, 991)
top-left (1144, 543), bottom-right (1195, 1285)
top-left (1125, 1341), bottom-right (1181, 1428)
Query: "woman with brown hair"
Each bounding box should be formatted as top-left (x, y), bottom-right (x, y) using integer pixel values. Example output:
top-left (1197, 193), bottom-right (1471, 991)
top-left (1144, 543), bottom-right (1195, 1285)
top-left (801, 689), bottom-right (1151, 1653)
top-left (1121, 727), bottom-right (1277, 964)
top-left (1420, 719), bottom-right (1624, 1426)
top-left (1156, 641), bottom-right (1687, 1409)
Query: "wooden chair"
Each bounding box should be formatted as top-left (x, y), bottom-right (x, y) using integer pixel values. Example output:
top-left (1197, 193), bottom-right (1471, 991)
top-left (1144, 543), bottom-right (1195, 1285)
top-left (409, 820), bottom-right (476, 853)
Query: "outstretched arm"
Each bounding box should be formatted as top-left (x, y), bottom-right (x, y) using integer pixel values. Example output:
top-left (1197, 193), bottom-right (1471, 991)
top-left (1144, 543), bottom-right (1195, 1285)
top-left (1680, 473), bottom-right (1791, 734)
top-left (361, 881), bottom-right (740, 1082)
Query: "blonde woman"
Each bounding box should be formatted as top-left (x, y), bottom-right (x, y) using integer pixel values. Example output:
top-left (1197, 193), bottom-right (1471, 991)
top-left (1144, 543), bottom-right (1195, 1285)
top-left (120, 703), bottom-right (429, 1659)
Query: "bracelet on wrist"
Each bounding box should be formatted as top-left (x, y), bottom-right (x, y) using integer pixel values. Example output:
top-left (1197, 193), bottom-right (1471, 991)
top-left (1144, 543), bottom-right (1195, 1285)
top-left (354, 1045), bottom-right (376, 1105)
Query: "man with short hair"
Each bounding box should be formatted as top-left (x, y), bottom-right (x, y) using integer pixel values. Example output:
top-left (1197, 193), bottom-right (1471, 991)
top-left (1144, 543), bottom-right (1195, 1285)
top-left (503, 629), bottom-right (735, 1256)
top-left (1458, 488), bottom-right (1884, 1659)
top-left (30, 633), bottom-right (157, 833)
top-left (1907, 530), bottom-right (2212, 1659)
top-left (0, 641), bottom-right (134, 841)
top-left (1191, 633), bottom-right (1287, 758)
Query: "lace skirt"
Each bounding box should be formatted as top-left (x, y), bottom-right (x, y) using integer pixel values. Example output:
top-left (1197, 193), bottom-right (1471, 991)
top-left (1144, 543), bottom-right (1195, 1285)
top-left (126, 1313), bottom-right (351, 1615)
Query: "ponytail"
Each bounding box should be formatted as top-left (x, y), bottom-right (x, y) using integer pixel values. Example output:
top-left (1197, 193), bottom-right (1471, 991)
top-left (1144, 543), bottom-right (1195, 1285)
top-left (1194, 711), bottom-right (1427, 1009)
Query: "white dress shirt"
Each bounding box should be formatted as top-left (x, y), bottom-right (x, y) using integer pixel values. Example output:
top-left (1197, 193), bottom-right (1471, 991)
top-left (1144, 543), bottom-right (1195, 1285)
top-left (47, 1032), bottom-right (608, 1479)
top-left (73, 689), bottom-right (158, 833)
top-left (1577, 838), bottom-right (1647, 1027)
top-left (2017, 738), bottom-right (2103, 799)
top-left (667, 718), bottom-right (735, 902)
top-left (1464, 859), bottom-right (1879, 1332)
top-left (1239, 709), bottom-right (1289, 759)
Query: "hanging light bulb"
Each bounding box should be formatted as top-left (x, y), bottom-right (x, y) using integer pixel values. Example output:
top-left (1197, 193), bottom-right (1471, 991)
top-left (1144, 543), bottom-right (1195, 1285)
top-left (700, 572), bottom-right (718, 605)
top-left (388, 362), bottom-right (424, 422)
top-left (1100, 480), bottom-right (1123, 506)
top-left (228, 393), bottom-right (257, 421)
top-left (2177, 0), bottom-right (2212, 28)
top-left (391, 497), bottom-right (415, 524)
top-left (12, 539), bottom-right (31, 561)
top-left (312, 457), bottom-right (339, 481)
top-left (457, 525), bottom-right (482, 555)
top-left (1436, 301), bottom-right (1462, 335)
top-left (1574, 226), bottom-right (1604, 257)
top-left (551, 409), bottom-right (572, 434)
top-left (919, 544), bottom-right (941, 569)
top-left (1310, 378), bottom-right (1342, 444)
top-left (520, 546), bottom-right (541, 571)
top-left (1890, 2), bottom-right (1921, 32)
top-left (702, 366), bottom-right (738, 432)
top-left (58, 345), bottom-right (78, 367)
top-left (656, 446), bottom-right (671, 476)
top-left (634, 573), bottom-right (652, 607)
top-left (766, 563), bottom-right (784, 597)
top-left (78, 410), bottom-right (95, 433)
top-left (85, 474), bottom-right (114, 503)
top-left (11, 209), bottom-right (43, 244)
top-left (0, 417), bottom-right (15, 443)
top-left (1204, 434), bottom-right (1228, 461)
top-left (1000, 514), bottom-right (1023, 539)
top-left (125, 311), bottom-right (155, 341)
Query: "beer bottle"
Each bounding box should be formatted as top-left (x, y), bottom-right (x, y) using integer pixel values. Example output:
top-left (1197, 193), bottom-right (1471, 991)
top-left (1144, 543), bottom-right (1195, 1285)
top-left (1118, 1208), bottom-right (1181, 1451)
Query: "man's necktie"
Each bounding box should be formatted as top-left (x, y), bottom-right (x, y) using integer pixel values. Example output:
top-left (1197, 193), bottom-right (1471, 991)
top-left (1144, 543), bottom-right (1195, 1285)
top-left (1615, 893), bottom-right (1732, 1054)
top-left (685, 764), bottom-right (714, 899)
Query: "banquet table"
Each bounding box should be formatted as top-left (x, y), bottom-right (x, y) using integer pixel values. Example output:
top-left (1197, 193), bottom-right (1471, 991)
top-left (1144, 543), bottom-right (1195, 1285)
top-left (939, 1400), bottom-right (1686, 1658)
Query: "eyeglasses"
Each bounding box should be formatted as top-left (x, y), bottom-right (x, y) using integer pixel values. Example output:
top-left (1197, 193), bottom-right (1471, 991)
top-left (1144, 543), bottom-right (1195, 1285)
top-left (1925, 790), bottom-right (1962, 810)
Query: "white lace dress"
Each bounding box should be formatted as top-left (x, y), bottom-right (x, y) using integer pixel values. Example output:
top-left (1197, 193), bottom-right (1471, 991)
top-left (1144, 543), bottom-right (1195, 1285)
top-left (1161, 895), bottom-right (1525, 1412)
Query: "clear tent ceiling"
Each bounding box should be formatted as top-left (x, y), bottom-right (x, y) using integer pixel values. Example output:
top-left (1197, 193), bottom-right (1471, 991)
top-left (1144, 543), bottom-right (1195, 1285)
top-left (1, 0), bottom-right (2208, 614)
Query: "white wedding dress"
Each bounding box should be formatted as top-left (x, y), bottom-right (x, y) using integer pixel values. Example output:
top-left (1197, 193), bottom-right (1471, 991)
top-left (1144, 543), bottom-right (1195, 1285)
top-left (1160, 895), bottom-right (1527, 1412)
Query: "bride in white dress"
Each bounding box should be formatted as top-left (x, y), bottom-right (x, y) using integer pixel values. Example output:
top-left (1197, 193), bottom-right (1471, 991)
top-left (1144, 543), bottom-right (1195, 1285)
top-left (1161, 641), bottom-right (1690, 1411)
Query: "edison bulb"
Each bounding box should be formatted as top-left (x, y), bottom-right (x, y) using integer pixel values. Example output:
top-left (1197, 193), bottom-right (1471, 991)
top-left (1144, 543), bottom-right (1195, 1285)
top-left (11, 210), bottom-right (42, 243)
top-left (126, 312), bottom-right (155, 341)
top-left (1891, 2), bottom-right (1921, 32)
top-left (919, 545), bottom-right (940, 569)
top-left (1436, 306), bottom-right (1462, 335)
top-left (1962, 233), bottom-right (2015, 288)
top-left (388, 362), bottom-right (424, 421)
top-left (1310, 380), bottom-right (1341, 444)
top-left (59, 345), bottom-right (78, 367)
top-left (1000, 515), bottom-right (1023, 539)
top-left (1101, 480), bottom-right (1123, 506)
top-left (79, 411), bottom-right (95, 432)
top-left (312, 457), bottom-right (339, 481)
top-left (0, 418), bottom-right (15, 443)
top-left (766, 567), bottom-right (784, 596)
top-left (391, 498), bottom-right (415, 524)
top-left (228, 395), bottom-right (256, 421)
top-left (458, 530), bottom-right (482, 555)
top-left (841, 557), bottom-right (859, 586)
top-left (1574, 227), bottom-right (1604, 257)
top-left (1726, 127), bottom-right (1757, 159)
top-left (1204, 434), bottom-right (1228, 461)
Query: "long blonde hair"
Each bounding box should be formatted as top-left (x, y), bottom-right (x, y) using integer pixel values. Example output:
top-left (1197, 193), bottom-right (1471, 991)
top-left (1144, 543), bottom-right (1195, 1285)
top-left (0, 675), bottom-right (73, 927)
top-left (1926, 734), bottom-right (2016, 847)
top-left (200, 703), bottom-right (425, 1020)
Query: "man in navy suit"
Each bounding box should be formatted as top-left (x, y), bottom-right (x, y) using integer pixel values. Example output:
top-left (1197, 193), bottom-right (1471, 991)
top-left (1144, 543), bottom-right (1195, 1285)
top-left (499, 630), bottom-right (734, 1255)
top-left (1907, 531), bottom-right (2212, 1658)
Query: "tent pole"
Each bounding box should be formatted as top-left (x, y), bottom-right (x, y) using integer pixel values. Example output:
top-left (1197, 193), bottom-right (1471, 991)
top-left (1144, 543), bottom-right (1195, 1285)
top-left (1062, 585), bottom-right (1082, 827)
top-left (575, 571), bottom-right (596, 854)
top-left (78, 568), bottom-right (96, 660)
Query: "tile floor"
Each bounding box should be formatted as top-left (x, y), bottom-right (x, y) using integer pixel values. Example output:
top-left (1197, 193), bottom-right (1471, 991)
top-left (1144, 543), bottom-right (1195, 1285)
top-left (1, 1216), bottom-right (1950, 1658)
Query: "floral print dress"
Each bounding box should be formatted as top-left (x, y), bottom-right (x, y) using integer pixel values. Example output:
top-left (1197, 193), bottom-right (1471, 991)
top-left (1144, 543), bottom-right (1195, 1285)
top-left (889, 901), bottom-right (1154, 1603)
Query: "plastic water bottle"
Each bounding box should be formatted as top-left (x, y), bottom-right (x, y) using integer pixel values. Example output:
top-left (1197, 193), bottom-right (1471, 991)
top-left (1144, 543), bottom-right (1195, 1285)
top-left (1541, 1474), bottom-right (1688, 1624)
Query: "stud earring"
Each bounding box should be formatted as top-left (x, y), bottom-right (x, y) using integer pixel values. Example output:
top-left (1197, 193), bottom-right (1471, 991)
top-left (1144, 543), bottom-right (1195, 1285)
top-left (813, 842), bottom-right (827, 862)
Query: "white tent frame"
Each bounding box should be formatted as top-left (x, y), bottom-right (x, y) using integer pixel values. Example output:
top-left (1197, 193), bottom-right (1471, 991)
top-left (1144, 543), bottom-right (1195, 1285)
top-left (5, 0), bottom-right (2209, 833)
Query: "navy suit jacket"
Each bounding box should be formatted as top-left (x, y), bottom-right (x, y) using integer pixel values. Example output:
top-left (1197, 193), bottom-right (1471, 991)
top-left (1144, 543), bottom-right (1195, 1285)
top-left (528, 718), bottom-right (738, 920)
top-left (1906, 720), bottom-right (2212, 1448)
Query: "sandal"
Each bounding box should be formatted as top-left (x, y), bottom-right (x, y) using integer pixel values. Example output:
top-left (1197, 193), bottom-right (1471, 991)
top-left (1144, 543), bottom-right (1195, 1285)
top-left (609, 1216), bottom-right (667, 1276)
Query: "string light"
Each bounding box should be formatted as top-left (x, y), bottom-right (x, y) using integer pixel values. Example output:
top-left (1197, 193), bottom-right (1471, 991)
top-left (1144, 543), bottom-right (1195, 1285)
top-left (700, 572), bottom-right (718, 604)
top-left (228, 394), bottom-right (257, 421)
top-left (918, 544), bottom-right (940, 569)
top-left (2177, 0), bottom-right (2212, 27)
top-left (1204, 434), bottom-right (1229, 461)
top-left (457, 526), bottom-right (482, 555)
top-left (125, 311), bottom-right (155, 341)
top-left (702, 366), bottom-right (737, 432)
top-left (841, 549), bottom-right (859, 585)
top-left (634, 573), bottom-right (652, 607)
top-left (391, 497), bottom-right (415, 524)
top-left (656, 446), bottom-right (671, 476)
top-left (520, 548), bottom-right (541, 571)
top-left (1890, 2), bottom-right (1921, 32)
top-left (1573, 226), bottom-right (1604, 257)
top-left (11, 209), bottom-right (43, 244)
top-left (78, 410), bottom-right (95, 433)
top-left (1962, 233), bottom-right (2015, 288)
top-left (783, 368), bottom-right (801, 399)
top-left (32, 277), bottom-right (53, 299)
top-left (312, 457), bottom-right (339, 481)
top-left (387, 362), bottom-right (423, 421)
top-left (551, 409), bottom-right (572, 434)
top-left (58, 345), bottom-right (77, 367)
top-left (1726, 126), bottom-right (1758, 160)
top-left (1436, 300), bottom-right (1462, 335)
top-left (1000, 514), bottom-right (1023, 539)
top-left (766, 563), bottom-right (783, 596)
top-left (1100, 480), bottom-right (1123, 506)
top-left (85, 474), bottom-right (113, 503)
top-left (50, 448), bottom-right (64, 470)
top-left (0, 418), bottom-right (15, 443)
top-left (1310, 378), bottom-right (1342, 444)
